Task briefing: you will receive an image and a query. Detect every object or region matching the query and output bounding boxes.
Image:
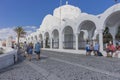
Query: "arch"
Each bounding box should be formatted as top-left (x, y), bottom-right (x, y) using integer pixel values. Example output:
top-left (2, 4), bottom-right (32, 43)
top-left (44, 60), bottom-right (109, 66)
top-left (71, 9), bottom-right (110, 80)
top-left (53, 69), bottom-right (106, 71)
top-left (44, 32), bottom-right (50, 48)
top-left (78, 20), bottom-right (96, 38)
top-left (62, 26), bottom-right (74, 49)
top-left (76, 15), bottom-right (99, 32)
top-left (103, 11), bottom-right (120, 29)
top-left (102, 11), bottom-right (120, 46)
top-left (101, 3), bottom-right (120, 29)
top-left (78, 31), bottom-right (86, 49)
top-left (52, 29), bottom-right (59, 49)
top-left (78, 20), bottom-right (96, 49)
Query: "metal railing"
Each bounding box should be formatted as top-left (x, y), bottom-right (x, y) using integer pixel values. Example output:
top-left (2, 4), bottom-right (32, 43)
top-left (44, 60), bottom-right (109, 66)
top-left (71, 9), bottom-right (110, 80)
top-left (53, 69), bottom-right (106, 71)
top-left (52, 41), bottom-right (59, 49)
top-left (63, 41), bottom-right (75, 49)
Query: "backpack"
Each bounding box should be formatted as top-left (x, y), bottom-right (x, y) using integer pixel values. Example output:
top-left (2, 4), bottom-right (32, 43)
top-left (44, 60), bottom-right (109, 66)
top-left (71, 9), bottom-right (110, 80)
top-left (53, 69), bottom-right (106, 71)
top-left (98, 51), bottom-right (103, 56)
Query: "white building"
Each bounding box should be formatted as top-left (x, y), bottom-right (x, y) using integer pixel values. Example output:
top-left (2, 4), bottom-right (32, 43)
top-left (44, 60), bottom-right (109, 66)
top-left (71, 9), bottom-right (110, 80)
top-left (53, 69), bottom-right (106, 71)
top-left (6, 36), bottom-right (13, 47)
top-left (26, 3), bottom-right (120, 52)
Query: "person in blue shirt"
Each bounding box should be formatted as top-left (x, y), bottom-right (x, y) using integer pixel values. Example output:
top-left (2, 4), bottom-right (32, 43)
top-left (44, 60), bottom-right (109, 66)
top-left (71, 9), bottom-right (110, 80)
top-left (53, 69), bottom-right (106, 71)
top-left (94, 42), bottom-right (99, 56)
top-left (85, 42), bottom-right (90, 56)
top-left (34, 42), bottom-right (41, 60)
top-left (27, 42), bottom-right (33, 61)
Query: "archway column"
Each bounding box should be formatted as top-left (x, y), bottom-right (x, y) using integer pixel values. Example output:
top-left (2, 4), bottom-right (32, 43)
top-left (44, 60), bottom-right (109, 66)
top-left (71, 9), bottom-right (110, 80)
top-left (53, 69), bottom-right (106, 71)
top-left (110, 27), bottom-right (116, 46)
top-left (98, 29), bottom-right (103, 52)
top-left (59, 32), bottom-right (63, 49)
top-left (50, 36), bottom-right (52, 49)
top-left (111, 34), bottom-right (116, 46)
top-left (75, 33), bottom-right (79, 50)
top-left (43, 36), bottom-right (45, 48)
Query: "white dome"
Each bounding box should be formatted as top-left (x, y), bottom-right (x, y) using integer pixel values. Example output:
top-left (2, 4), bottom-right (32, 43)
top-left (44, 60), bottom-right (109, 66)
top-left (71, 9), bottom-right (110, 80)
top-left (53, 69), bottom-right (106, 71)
top-left (53, 4), bottom-right (81, 20)
top-left (40, 14), bottom-right (60, 31)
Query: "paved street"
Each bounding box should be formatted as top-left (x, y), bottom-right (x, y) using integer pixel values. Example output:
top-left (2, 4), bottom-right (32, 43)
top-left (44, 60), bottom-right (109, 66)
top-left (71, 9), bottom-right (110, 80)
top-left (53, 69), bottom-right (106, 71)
top-left (0, 50), bottom-right (120, 80)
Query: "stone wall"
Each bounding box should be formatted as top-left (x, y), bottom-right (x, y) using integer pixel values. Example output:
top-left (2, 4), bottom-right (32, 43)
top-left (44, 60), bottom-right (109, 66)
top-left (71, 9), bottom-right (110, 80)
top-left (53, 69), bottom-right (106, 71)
top-left (0, 49), bottom-right (17, 70)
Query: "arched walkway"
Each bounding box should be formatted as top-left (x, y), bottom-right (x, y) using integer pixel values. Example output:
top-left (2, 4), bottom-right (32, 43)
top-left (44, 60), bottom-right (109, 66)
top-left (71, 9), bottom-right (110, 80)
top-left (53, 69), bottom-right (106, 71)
top-left (78, 20), bottom-right (96, 49)
top-left (63, 26), bottom-right (74, 49)
top-left (78, 31), bottom-right (87, 49)
top-left (44, 32), bottom-right (50, 48)
top-left (52, 29), bottom-right (59, 49)
top-left (103, 11), bottom-right (120, 46)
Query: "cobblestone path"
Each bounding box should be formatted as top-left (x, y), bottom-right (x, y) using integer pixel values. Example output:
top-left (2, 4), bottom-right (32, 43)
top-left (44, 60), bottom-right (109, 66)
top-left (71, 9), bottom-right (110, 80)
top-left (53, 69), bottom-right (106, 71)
top-left (0, 50), bottom-right (120, 80)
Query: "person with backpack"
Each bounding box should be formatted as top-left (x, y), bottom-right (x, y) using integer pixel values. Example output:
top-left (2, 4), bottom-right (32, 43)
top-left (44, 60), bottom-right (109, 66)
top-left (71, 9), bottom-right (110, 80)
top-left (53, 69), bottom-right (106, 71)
top-left (34, 42), bottom-right (41, 60)
top-left (106, 41), bottom-right (115, 57)
top-left (27, 42), bottom-right (33, 61)
top-left (94, 42), bottom-right (103, 56)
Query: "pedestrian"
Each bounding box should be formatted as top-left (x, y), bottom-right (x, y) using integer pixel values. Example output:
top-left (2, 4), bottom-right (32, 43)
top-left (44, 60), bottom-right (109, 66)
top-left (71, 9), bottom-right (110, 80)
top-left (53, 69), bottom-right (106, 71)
top-left (27, 42), bottom-right (33, 61)
top-left (93, 42), bottom-right (99, 56)
top-left (89, 43), bottom-right (94, 55)
top-left (106, 41), bottom-right (115, 57)
top-left (34, 42), bottom-right (41, 60)
top-left (85, 42), bottom-right (90, 56)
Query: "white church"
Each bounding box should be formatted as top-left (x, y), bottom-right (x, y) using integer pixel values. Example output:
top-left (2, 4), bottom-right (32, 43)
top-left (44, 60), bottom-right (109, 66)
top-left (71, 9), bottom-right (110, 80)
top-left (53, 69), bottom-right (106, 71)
top-left (26, 2), bottom-right (120, 52)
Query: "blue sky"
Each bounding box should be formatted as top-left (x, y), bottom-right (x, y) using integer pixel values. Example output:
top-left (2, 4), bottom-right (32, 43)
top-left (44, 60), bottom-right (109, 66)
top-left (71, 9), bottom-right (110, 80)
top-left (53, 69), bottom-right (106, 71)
top-left (0, 0), bottom-right (118, 39)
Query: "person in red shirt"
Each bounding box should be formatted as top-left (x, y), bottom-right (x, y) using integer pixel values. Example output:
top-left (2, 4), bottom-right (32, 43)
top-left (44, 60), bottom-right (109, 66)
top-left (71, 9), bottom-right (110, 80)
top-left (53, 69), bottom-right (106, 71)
top-left (106, 41), bottom-right (115, 57)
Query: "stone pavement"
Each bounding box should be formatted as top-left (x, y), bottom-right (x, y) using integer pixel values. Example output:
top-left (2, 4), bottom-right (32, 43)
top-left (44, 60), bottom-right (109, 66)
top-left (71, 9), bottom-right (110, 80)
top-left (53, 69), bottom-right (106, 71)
top-left (0, 50), bottom-right (120, 80)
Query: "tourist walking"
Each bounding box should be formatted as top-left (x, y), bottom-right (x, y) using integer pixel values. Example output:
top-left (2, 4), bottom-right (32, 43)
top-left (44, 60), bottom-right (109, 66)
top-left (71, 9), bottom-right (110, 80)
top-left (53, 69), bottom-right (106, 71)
top-left (27, 42), bottom-right (33, 61)
top-left (34, 42), bottom-right (41, 60)
top-left (85, 42), bottom-right (90, 56)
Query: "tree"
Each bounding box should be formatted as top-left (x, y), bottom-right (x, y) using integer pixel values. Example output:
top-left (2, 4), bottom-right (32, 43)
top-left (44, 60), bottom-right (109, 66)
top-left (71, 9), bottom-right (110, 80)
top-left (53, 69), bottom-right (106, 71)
top-left (14, 26), bottom-right (26, 48)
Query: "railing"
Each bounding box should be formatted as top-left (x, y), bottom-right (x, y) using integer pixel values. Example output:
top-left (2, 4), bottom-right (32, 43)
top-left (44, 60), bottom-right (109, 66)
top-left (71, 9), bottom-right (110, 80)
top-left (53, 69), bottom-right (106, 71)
top-left (63, 41), bottom-right (75, 49)
top-left (78, 40), bottom-right (86, 49)
top-left (52, 41), bottom-right (59, 49)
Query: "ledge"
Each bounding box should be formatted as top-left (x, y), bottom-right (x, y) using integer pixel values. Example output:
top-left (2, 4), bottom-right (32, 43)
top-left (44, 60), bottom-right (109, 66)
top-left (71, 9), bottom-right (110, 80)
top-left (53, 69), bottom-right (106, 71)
top-left (0, 49), bottom-right (17, 70)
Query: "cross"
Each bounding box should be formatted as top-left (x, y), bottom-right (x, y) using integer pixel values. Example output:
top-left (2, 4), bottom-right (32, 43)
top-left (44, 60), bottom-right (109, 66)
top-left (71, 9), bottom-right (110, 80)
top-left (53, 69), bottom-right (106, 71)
top-left (66, 0), bottom-right (68, 5)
